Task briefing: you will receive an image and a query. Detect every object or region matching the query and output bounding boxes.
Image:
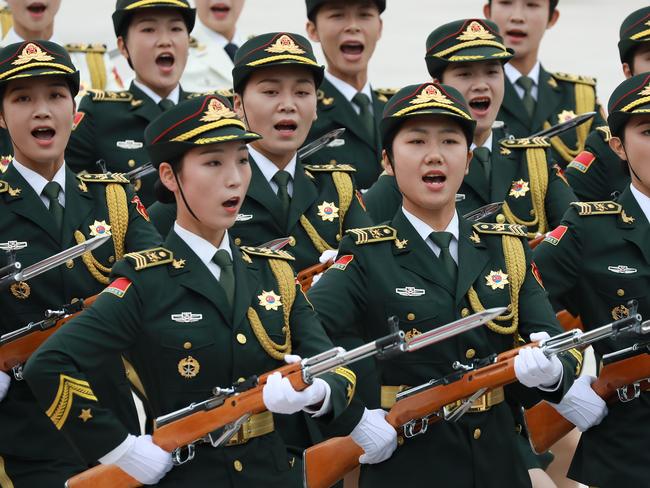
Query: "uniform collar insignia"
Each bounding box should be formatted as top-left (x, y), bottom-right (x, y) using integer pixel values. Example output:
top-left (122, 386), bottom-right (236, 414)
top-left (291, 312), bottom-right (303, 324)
top-left (12, 42), bottom-right (54, 65)
top-left (171, 312), bottom-right (203, 323)
top-left (394, 238), bottom-right (408, 249)
top-left (200, 97), bottom-right (237, 122)
top-left (265, 34), bottom-right (305, 55)
top-left (457, 21), bottom-right (496, 41)
top-left (639, 83), bottom-right (650, 96)
top-left (395, 286), bottom-right (426, 297)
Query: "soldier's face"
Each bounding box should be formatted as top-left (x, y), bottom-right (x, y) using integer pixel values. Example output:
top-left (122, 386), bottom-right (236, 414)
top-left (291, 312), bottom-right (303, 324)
top-left (195, 0), bottom-right (245, 39)
top-left (161, 141), bottom-right (251, 240)
top-left (0, 76), bottom-right (74, 173)
top-left (610, 115), bottom-right (650, 198)
top-left (118, 10), bottom-right (189, 97)
top-left (306, 1), bottom-right (382, 79)
top-left (386, 117), bottom-right (471, 219)
top-left (484, 0), bottom-right (558, 61)
top-left (7, 0), bottom-right (61, 32)
top-left (442, 61), bottom-right (504, 141)
top-left (235, 66), bottom-right (317, 165)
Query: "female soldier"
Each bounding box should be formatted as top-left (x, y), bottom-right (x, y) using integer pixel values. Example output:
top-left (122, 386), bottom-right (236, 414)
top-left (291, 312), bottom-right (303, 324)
top-left (22, 94), bottom-right (386, 486)
top-left (0, 40), bottom-right (160, 486)
top-left (308, 81), bottom-right (581, 488)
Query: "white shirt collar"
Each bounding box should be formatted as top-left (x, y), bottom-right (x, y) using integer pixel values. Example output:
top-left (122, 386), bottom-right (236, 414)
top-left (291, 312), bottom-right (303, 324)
top-left (248, 145), bottom-right (297, 183)
top-left (13, 158), bottom-right (66, 202)
top-left (504, 60), bottom-right (541, 87)
top-left (470, 132), bottom-right (493, 152)
top-left (173, 222), bottom-right (232, 266)
top-left (132, 79), bottom-right (181, 105)
top-left (193, 20), bottom-right (244, 49)
top-left (630, 183), bottom-right (650, 223)
top-left (401, 207), bottom-right (460, 243)
top-left (324, 71), bottom-right (373, 106)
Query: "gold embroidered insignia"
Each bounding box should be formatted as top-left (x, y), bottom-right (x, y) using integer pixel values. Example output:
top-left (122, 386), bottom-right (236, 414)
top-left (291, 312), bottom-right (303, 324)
top-left (77, 179), bottom-right (88, 193)
top-left (178, 356), bottom-right (200, 379)
top-left (621, 210), bottom-right (635, 224)
top-left (46, 375), bottom-right (98, 430)
top-left (0, 155), bottom-right (11, 173)
top-left (317, 201), bottom-right (339, 222)
top-left (12, 42), bottom-right (54, 65)
top-left (410, 84), bottom-right (453, 106)
top-left (639, 83), bottom-right (650, 97)
top-left (346, 225), bottom-right (397, 245)
top-left (200, 97), bottom-right (237, 122)
top-left (500, 147), bottom-right (512, 156)
top-left (265, 34), bottom-right (305, 54)
top-left (258, 290), bottom-right (282, 311)
top-left (10, 281), bottom-right (30, 299)
top-left (485, 270), bottom-right (509, 290)
top-left (509, 179), bottom-right (530, 198)
top-left (241, 252), bottom-right (253, 264)
top-left (547, 77), bottom-right (558, 89)
top-left (457, 20), bottom-right (495, 41)
top-left (124, 247), bottom-right (174, 270)
top-left (0, 181), bottom-right (21, 197)
top-left (611, 304), bottom-right (629, 320)
top-left (172, 259), bottom-right (186, 269)
top-left (570, 201), bottom-right (621, 216)
top-left (79, 408), bottom-right (93, 422)
top-left (404, 328), bottom-right (422, 341)
top-left (89, 220), bottom-right (111, 237)
top-left (395, 238), bottom-right (408, 249)
top-left (557, 110), bottom-right (577, 123)
top-left (470, 232), bottom-right (481, 244)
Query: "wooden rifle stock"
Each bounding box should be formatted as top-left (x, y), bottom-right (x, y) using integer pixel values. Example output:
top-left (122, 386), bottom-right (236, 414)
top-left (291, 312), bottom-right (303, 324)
top-left (557, 310), bottom-right (583, 332)
top-left (67, 362), bottom-right (310, 488)
top-left (297, 259), bottom-right (334, 292)
top-left (524, 352), bottom-right (650, 454)
top-left (0, 295), bottom-right (97, 372)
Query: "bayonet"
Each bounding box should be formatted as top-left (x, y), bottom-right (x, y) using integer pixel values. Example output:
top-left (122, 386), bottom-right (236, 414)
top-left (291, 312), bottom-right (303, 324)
top-left (529, 111), bottom-right (596, 139)
top-left (298, 128), bottom-right (346, 160)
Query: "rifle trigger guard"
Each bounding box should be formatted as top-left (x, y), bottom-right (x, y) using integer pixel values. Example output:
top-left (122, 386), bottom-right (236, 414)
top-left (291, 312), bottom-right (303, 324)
top-left (617, 383), bottom-right (641, 403)
top-left (172, 444), bottom-right (196, 466)
top-left (11, 364), bottom-right (23, 381)
top-left (403, 418), bottom-right (429, 438)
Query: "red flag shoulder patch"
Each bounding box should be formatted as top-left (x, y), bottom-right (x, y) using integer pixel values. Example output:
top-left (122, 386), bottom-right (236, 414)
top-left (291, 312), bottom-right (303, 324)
top-left (131, 195), bottom-right (150, 222)
top-left (567, 151), bottom-right (595, 174)
top-left (103, 277), bottom-right (132, 298)
top-left (531, 261), bottom-right (544, 289)
top-left (72, 111), bottom-right (85, 131)
top-left (332, 255), bottom-right (354, 271)
top-left (543, 225), bottom-right (568, 246)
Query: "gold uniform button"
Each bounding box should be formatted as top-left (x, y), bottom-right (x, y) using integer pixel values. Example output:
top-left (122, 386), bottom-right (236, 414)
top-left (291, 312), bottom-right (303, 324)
top-left (617, 289), bottom-right (625, 297)
top-left (234, 238), bottom-right (242, 246)
top-left (233, 460), bottom-right (243, 472)
top-left (496, 214), bottom-right (506, 223)
top-left (108, 255), bottom-right (115, 263)
top-left (66, 259), bottom-right (74, 269)
top-left (236, 333), bottom-right (247, 345)
top-left (461, 308), bottom-right (470, 318)
top-left (407, 313), bottom-right (416, 321)
top-left (473, 428), bottom-right (481, 440)
top-left (397, 435), bottom-right (405, 447)
top-left (128, 159), bottom-right (136, 168)
top-left (465, 348), bottom-right (476, 359)
top-left (288, 236), bottom-right (296, 247)
top-left (183, 342), bottom-right (192, 350)
top-left (237, 377), bottom-right (246, 383)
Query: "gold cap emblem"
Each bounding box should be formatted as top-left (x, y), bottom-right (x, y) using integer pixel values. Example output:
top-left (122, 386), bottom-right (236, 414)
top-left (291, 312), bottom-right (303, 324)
top-left (200, 97), bottom-right (237, 122)
top-left (12, 42), bottom-right (54, 66)
top-left (639, 82), bottom-right (650, 97)
top-left (457, 21), bottom-right (496, 41)
top-left (265, 34), bottom-right (305, 55)
top-left (410, 84), bottom-right (453, 106)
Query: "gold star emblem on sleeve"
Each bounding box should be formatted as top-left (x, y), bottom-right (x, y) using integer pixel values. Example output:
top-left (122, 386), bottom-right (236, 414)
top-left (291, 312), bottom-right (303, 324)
top-left (258, 290), bottom-right (282, 311)
top-left (317, 201), bottom-right (339, 222)
top-left (79, 408), bottom-right (93, 422)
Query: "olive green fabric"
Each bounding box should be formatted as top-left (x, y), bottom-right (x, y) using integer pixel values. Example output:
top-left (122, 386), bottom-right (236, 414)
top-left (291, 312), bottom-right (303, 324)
top-left (112, 0), bottom-right (195, 37)
top-left (534, 187), bottom-right (650, 487)
top-left (607, 72), bottom-right (650, 138)
top-left (23, 232), bottom-right (359, 486)
top-left (618, 6), bottom-right (650, 63)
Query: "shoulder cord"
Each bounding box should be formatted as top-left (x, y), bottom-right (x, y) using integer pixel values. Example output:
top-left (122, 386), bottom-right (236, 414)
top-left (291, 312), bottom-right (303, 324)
top-left (85, 51), bottom-right (107, 90)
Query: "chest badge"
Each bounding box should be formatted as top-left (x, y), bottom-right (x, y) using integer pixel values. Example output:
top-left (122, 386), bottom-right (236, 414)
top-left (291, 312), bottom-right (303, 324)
top-left (10, 281), bottom-right (30, 299)
top-left (611, 304), bottom-right (630, 320)
top-left (404, 328), bottom-right (422, 340)
top-left (236, 213), bottom-right (253, 222)
top-left (178, 356), bottom-right (200, 379)
top-left (258, 290), bottom-right (282, 311)
top-left (608, 265), bottom-right (637, 274)
top-left (317, 202), bottom-right (339, 222)
top-left (557, 110), bottom-right (577, 124)
top-left (509, 180), bottom-right (530, 199)
top-left (116, 139), bottom-right (143, 150)
top-left (171, 312), bottom-right (203, 323)
top-left (485, 270), bottom-right (509, 290)
top-left (89, 220), bottom-right (111, 237)
top-left (395, 286), bottom-right (426, 297)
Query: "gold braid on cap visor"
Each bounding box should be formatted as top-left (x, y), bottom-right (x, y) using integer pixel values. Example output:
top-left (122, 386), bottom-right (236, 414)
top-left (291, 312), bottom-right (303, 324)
top-left (170, 118), bottom-right (247, 142)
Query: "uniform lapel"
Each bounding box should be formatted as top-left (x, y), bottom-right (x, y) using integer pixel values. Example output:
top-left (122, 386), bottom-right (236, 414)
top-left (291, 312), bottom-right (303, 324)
top-left (490, 135), bottom-right (519, 202)
top-left (245, 156), bottom-right (285, 231)
top-left (61, 167), bottom-right (93, 248)
top-left (455, 217), bottom-right (490, 306)
top-left (231, 243), bottom-right (255, 329)
top-left (502, 77), bottom-right (531, 129)
top-left (287, 159), bottom-right (318, 229)
top-left (532, 67), bottom-right (562, 131)
top-left (619, 188), bottom-right (650, 265)
top-left (129, 82), bottom-right (163, 123)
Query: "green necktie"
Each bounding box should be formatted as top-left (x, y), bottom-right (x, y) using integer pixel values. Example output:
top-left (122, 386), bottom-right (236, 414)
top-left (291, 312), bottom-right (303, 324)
top-left (212, 249), bottom-right (235, 307)
top-left (42, 181), bottom-right (64, 232)
top-left (352, 92), bottom-right (375, 143)
top-left (158, 98), bottom-right (175, 111)
top-left (515, 76), bottom-right (536, 118)
top-left (473, 146), bottom-right (491, 183)
top-left (430, 231), bottom-right (457, 285)
top-left (272, 170), bottom-right (292, 223)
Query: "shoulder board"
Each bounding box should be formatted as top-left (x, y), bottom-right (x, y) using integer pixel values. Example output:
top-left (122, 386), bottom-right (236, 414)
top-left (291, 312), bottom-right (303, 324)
top-left (346, 225), bottom-right (397, 245)
top-left (124, 247), bottom-right (174, 271)
top-left (373, 87), bottom-right (398, 102)
top-left (77, 173), bottom-right (130, 184)
top-left (473, 222), bottom-right (528, 237)
top-left (64, 43), bottom-right (107, 54)
top-left (595, 126), bottom-right (612, 142)
top-left (187, 88), bottom-right (234, 99)
top-left (86, 89), bottom-right (134, 102)
top-left (302, 163), bottom-right (356, 173)
top-left (570, 201), bottom-right (621, 216)
top-left (317, 89), bottom-right (335, 106)
top-left (239, 246), bottom-right (295, 261)
top-left (551, 72), bottom-right (597, 86)
top-left (499, 136), bottom-right (550, 149)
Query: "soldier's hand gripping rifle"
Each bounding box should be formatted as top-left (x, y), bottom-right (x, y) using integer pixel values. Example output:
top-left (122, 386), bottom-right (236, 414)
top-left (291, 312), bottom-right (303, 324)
top-left (65, 307), bottom-right (504, 488)
top-left (303, 302), bottom-right (646, 488)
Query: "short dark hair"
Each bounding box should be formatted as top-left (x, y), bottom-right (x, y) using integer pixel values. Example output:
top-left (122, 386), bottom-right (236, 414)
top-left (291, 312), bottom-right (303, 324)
top-left (487, 0), bottom-right (559, 21)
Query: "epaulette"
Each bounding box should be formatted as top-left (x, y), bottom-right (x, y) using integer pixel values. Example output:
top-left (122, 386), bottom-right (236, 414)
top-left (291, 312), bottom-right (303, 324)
top-left (239, 246), bottom-right (295, 261)
top-left (473, 222), bottom-right (528, 237)
top-left (187, 88), bottom-right (234, 99)
top-left (64, 43), bottom-right (107, 54)
top-left (595, 126), bottom-right (612, 142)
top-left (570, 201), bottom-right (621, 216)
top-left (317, 89), bottom-right (334, 106)
top-left (303, 163), bottom-right (356, 173)
top-left (77, 173), bottom-right (130, 184)
top-left (499, 136), bottom-right (550, 149)
top-left (124, 247), bottom-right (174, 271)
top-left (86, 89), bottom-right (134, 102)
top-left (551, 72), bottom-right (597, 86)
top-left (346, 225), bottom-right (397, 245)
top-left (373, 87), bottom-right (398, 102)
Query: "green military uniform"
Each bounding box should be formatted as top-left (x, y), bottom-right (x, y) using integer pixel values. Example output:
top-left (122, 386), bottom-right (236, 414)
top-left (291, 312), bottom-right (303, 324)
top-left (0, 40), bottom-right (162, 487)
top-left (534, 72), bottom-right (650, 488)
top-left (23, 92), bottom-right (359, 487)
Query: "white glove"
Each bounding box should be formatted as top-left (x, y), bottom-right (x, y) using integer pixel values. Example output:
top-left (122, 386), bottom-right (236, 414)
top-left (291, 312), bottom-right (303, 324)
top-left (514, 332), bottom-right (563, 389)
top-left (0, 371), bottom-right (10, 402)
top-left (99, 434), bottom-right (172, 485)
top-left (350, 408), bottom-right (397, 464)
top-left (263, 371), bottom-right (330, 415)
top-left (319, 249), bottom-right (338, 264)
top-left (283, 354), bottom-right (302, 364)
top-left (552, 375), bottom-right (608, 432)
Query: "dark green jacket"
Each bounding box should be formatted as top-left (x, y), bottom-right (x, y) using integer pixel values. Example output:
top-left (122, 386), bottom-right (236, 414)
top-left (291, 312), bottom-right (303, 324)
top-left (498, 67), bottom-right (607, 167)
top-left (66, 82), bottom-right (194, 206)
top-left (565, 126), bottom-right (630, 201)
top-left (533, 188), bottom-right (650, 488)
top-left (305, 78), bottom-right (393, 190)
top-left (308, 212), bottom-right (579, 488)
top-left (23, 231), bottom-right (358, 487)
top-left (0, 164), bottom-right (160, 462)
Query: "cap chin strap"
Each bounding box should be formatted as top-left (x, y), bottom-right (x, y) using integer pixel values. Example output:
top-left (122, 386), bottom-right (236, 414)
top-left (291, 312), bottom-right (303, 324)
top-left (173, 169), bottom-right (201, 223)
top-left (621, 142), bottom-right (646, 187)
